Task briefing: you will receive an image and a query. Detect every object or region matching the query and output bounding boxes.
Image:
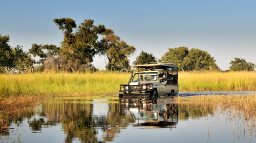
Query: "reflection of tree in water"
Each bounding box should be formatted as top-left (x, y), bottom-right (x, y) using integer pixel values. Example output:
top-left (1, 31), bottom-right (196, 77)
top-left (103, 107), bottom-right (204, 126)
top-left (1, 100), bottom-right (216, 142)
top-left (41, 101), bottom-right (98, 143)
top-left (29, 118), bottom-right (45, 131)
top-left (3, 97), bottom-right (255, 143)
top-left (40, 100), bottom-right (132, 143)
top-left (101, 104), bottom-right (132, 142)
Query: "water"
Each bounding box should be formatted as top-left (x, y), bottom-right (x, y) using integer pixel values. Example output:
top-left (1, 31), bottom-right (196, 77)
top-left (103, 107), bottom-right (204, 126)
top-left (1, 97), bottom-right (256, 143)
top-left (178, 91), bottom-right (256, 96)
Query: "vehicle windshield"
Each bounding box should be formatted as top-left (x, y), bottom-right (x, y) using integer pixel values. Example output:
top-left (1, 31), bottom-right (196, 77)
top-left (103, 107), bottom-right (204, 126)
top-left (132, 72), bottom-right (158, 82)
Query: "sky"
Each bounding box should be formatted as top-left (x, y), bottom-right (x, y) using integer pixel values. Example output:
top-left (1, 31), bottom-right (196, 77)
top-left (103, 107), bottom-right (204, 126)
top-left (1, 0), bottom-right (255, 71)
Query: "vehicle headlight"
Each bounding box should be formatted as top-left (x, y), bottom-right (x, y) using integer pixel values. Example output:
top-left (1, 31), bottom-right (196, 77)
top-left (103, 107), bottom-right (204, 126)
top-left (147, 84), bottom-right (151, 89)
top-left (125, 86), bottom-right (129, 90)
top-left (143, 85), bottom-right (147, 90)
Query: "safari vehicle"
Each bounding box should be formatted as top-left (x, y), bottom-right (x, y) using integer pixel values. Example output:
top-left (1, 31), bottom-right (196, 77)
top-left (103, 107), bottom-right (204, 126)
top-left (119, 62), bottom-right (178, 100)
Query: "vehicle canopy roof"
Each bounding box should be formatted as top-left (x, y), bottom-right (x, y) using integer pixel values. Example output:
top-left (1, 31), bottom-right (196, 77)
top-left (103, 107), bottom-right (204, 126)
top-left (132, 62), bottom-right (177, 69)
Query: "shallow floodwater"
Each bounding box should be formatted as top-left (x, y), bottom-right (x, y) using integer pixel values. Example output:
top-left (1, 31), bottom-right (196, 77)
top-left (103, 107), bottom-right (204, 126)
top-left (1, 97), bottom-right (256, 143)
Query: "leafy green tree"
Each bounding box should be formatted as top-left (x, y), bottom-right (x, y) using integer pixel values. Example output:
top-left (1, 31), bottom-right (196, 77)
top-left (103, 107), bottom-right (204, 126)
top-left (229, 58), bottom-right (255, 71)
top-left (0, 34), bottom-right (13, 72)
top-left (159, 47), bottom-right (188, 71)
top-left (0, 35), bottom-right (33, 73)
top-left (54, 18), bottom-right (105, 72)
top-left (29, 43), bottom-right (46, 65)
top-left (28, 43), bottom-right (61, 72)
top-left (188, 48), bottom-right (219, 71)
top-left (12, 45), bottom-right (33, 72)
top-left (99, 29), bottom-right (136, 71)
top-left (159, 47), bottom-right (219, 71)
top-left (0, 66), bottom-right (5, 73)
top-left (133, 50), bottom-right (156, 65)
top-left (42, 44), bottom-right (60, 57)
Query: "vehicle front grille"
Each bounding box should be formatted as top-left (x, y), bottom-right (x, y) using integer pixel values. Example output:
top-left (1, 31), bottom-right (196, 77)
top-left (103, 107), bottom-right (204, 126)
top-left (130, 85), bottom-right (141, 90)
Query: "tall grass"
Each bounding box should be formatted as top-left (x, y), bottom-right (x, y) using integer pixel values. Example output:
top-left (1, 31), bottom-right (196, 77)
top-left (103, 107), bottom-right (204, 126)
top-left (179, 71), bottom-right (256, 92)
top-left (0, 71), bottom-right (130, 97)
top-left (1, 71), bottom-right (256, 97)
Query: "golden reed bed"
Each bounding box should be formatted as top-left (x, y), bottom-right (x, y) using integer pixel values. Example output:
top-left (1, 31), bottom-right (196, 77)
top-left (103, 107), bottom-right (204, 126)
top-left (179, 71), bottom-right (256, 92)
top-left (1, 71), bottom-right (256, 97)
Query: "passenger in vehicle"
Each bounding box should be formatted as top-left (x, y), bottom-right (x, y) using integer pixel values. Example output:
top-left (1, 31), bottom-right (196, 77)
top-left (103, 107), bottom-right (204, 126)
top-left (162, 69), bottom-right (169, 80)
top-left (140, 75), bottom-right (143, 81)
top-left (163, 69), bottom-right (175, 84)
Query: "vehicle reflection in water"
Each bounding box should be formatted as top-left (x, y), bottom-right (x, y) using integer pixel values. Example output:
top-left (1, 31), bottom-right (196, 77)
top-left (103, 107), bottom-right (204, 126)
top-left (119, 97), bottom-right (178, 129)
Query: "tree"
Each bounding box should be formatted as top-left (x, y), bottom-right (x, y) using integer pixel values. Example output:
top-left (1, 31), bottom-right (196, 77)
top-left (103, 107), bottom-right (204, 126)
top-left (43, 55), bottom-right (66, 72)
top-left (0, 35), bottom-right (33, 73)
top-left (42, 44), bottom-right (60, 57)
top-left (12, 45), bottom-right (33, 72)
top-left (159, 47), bottom-right (188, 71)
top-left (29, 44), bottom-right (46, 65)
top-left (0, 34), bottom-right (13, 71)
top-left (229, 58), bottom-right (255, 71)
top-left (53, 18), bottom-right (106, 72)
top-left (133, 50), bottom-right (156, 65)
top-left (188, 48), bottom-right (219, 71)
top-left (28, 43), bottom-right (61, 72)
top-left (159, 47), bottom-right (219, 71)
top-left (99, 29), bottom-right (136, 71)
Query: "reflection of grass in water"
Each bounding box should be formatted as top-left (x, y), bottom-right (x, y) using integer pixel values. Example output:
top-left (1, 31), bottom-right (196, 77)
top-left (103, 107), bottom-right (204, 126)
top-left (0, 95), bottom-right (119, 132)
top-left (43, 96), bottom-right (119, 104)
top-left (51, 96), bottom-right (119, 100)
top-left (176, 95), bottom-right (256, 141)
top-left (0, 95), bottom-right (38, 132)
top-left (176, 95), bottom-right (256, 121)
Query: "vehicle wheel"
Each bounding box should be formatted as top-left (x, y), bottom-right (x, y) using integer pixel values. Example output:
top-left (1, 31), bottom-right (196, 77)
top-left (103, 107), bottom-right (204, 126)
top-left (170, 91), bottom-right (174, 96)
top-left (152, 90), bottom-right (158, 103)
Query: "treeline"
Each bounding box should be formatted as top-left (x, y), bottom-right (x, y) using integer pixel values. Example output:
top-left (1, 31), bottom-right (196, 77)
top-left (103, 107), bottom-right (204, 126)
top-left (133, 47), bottom-right (255, 72)
top-left (0, 18), bottom-right (255, 73)
top-left (0, 18), bottom-right (135, 73)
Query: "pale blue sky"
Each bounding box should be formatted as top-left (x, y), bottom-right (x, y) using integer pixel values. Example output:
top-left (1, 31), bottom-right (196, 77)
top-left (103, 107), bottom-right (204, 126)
top-left (1, 0), bottom-right (255, 70)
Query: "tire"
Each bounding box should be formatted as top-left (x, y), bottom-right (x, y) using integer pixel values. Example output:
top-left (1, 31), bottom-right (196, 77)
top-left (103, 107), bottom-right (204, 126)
top-left (152, 90), bottom-right (158, 103)
top-left (170, 90), bottom-right (174, 96)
